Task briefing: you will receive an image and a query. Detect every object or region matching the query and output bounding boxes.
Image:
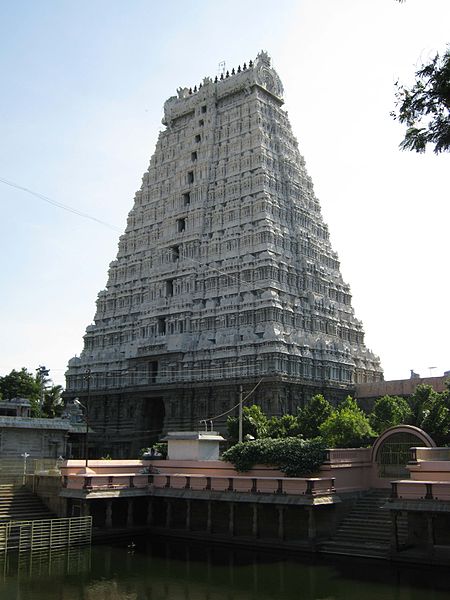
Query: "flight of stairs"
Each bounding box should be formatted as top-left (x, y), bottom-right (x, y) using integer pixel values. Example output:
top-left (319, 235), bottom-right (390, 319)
top-left (0, 484), bottom-right (54, 523)
top-left (321, 489), bottom-right (406, 559)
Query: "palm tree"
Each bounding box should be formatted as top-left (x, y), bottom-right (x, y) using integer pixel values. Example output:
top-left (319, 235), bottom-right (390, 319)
top-left (42, 385), bottom-right (64, 418)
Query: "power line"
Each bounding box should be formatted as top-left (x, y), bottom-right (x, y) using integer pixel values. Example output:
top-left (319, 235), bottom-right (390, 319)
top-left (0, 176), bottom-right (258, 290)
top-left (70, 364), bottom-right (262, 377)
top-left (0, 176), bottom-right (122, 232)
top-left (204, 378), bottom-right (263, 423)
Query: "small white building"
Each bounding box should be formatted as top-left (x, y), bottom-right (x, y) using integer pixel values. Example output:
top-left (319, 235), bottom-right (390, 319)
top-left (0, 399), bottom-right (87, 458)
top-left (163, 431), bottom-right (225, 461)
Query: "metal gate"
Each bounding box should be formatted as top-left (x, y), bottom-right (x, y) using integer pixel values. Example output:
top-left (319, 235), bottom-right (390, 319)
top-left (376, 432), bottom-right (420, 478)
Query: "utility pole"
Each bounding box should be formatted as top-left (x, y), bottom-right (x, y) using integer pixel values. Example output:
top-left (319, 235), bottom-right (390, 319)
top-left (238, 385), bottom-right (243, 443)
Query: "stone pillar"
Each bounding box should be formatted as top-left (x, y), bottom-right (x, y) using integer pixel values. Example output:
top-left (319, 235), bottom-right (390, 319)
top-left (228, 552), bottom-right (234, 585)
top-left (390, 511), bottom-right (398, 552)
top-left (252, 503), bottom-right (258, 538)
top-left (278, 561), bottom-right (285, 592)
top-left (165, 500), bottom-right (172, 528)
top-left (206, 501), bottom-right (212, 533)
top-left (277, 506), bottom-right (284, 540)
top-left (252, 558), bottom-right (258, 591)
top-left (206, 547), bottom-right (212, 582)
top-left (127, 499), bottom-right (134, 528)
top-left (105, 500), bottom-right (113, 529)
top-left (229, 502), bottom-right (235, 536)
top-left (185, 546), bottom-right (191, 576)
top-left (146, 499), bottom-right (153, 526)
top-left (186, 499), bottom-right (191, 531)
top-left (59, 498), bottom-right (68, 518)
top-left (426, 513), bottom-right (434, 553)
top-left (307, 507), bottom-right (316, 543)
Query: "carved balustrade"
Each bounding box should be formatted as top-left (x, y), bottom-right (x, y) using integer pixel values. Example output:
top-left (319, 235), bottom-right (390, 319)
top-left (150, 473), bottom-right (335, 497)
top-left (390, 480), bottom-right (450, 501)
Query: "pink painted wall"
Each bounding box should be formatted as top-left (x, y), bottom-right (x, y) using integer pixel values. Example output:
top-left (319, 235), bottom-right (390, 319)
top-left (61, 454), bottom-right (378, 494)
top-left (409, 461), bottom-right (450, 482)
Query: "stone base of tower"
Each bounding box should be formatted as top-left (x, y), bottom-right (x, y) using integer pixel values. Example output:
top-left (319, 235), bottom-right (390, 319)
top-left (64, 379), bottom-right (354, 459)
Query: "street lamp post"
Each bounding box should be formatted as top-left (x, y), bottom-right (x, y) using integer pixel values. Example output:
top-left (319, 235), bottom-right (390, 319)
top-left (21, 452), bottom-right (30, 486)
top-left (74, 368), bottom-right (91, 469)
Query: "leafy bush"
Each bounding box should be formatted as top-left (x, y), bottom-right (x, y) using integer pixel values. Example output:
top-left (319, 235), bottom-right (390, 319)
top-left (221, 437), bottom-right (326, 477)
top-left (141, 443), bottom-right (168, 459)
top-left (320, 396), bottom-right (375, 447)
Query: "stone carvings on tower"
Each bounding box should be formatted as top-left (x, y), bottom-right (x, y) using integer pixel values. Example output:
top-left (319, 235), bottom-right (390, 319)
top-left (65, 51), bottom-right (383, 458)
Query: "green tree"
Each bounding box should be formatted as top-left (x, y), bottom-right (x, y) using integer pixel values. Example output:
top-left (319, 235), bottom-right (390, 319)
top-left (266, 414), bottom-right (300, 439)
top-left (0, 367), bottom-right (62, 418)
top-left (320, 396), bottom-right (375, 448)
top-left (409, 384), bottom-right (438, 427)
top-left (226, 405), bottom-right (268, 441)
top-left (407, 384), bottom-right (450, 445)
top-left (421, 396), bottom-right (450, 446)
top-left (297, 394), bottom-right (334, 439)
top-left (0, 368), bottom-right (42, 415)
top-left (370, 395), bottom-right (413, 434)
top-left (391, 46), bottom-right (450, 153)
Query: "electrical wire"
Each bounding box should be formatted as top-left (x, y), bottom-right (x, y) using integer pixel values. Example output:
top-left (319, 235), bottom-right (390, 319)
top-left (203, 378), bottom-right (263, 423)
top-left (0, 177), bottom-right (259, 289)
top-left (71, 363), bottom-right (263, 377)
top-left (0, 177), bottom-right (122, 232)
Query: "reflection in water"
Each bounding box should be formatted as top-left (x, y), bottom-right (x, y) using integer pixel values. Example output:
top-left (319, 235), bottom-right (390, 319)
top-left (0, 545), bottom-right (91, 580)
top-left (0, 537), bottom-right (449, 600)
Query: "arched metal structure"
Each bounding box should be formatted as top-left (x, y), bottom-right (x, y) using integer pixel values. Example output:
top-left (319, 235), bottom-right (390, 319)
top-left (371, 425), bottom-right (435, 479)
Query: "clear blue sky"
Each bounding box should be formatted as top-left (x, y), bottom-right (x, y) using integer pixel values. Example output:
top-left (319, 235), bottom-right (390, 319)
top-left (1, 0), bottom-right (449, 386)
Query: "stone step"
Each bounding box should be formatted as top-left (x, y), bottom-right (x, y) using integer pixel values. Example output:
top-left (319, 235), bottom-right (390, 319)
top-left (347, 501), bottom-right (389, 509)
top-left (332, 535), bottom-right (405, 546)
top-left (336, 524), bottom-right (391, 532)
top-left (0, 490), bottom-right (35, 495)
top-left (322, 490), bottom-right (397, 559)
top-left (2, 510), bottom-right (53, 516)
top-left (0, 500), bottom-right (40, 504)
top-left (0, 486), bottom-right (54, 523)
top-left (0, 496), bottom-right (49, 502)
top-left (0, 502), bottom-right (53, 513)
top-left (333, 531), bottom-right (390, 540)
top-left (339, 523), bottom-right (390, 532)
top-left (340, 515), bottom-right (391, 523)
top-left (333, 535), bottom-right (390, 544)
top-left (320, 541), bottom-right (387, 559)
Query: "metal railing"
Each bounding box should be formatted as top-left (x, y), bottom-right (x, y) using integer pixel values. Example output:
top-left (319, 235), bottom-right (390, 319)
top-left (0, 516), bottom-right (92, 552)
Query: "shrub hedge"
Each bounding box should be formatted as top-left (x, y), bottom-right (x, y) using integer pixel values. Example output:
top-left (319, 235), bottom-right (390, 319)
top-left (221, 437), bottom-right (326, 476)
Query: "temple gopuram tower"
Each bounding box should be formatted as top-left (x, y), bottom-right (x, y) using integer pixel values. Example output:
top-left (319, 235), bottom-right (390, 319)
top-left (66, 52), bottom-right (383, 458)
